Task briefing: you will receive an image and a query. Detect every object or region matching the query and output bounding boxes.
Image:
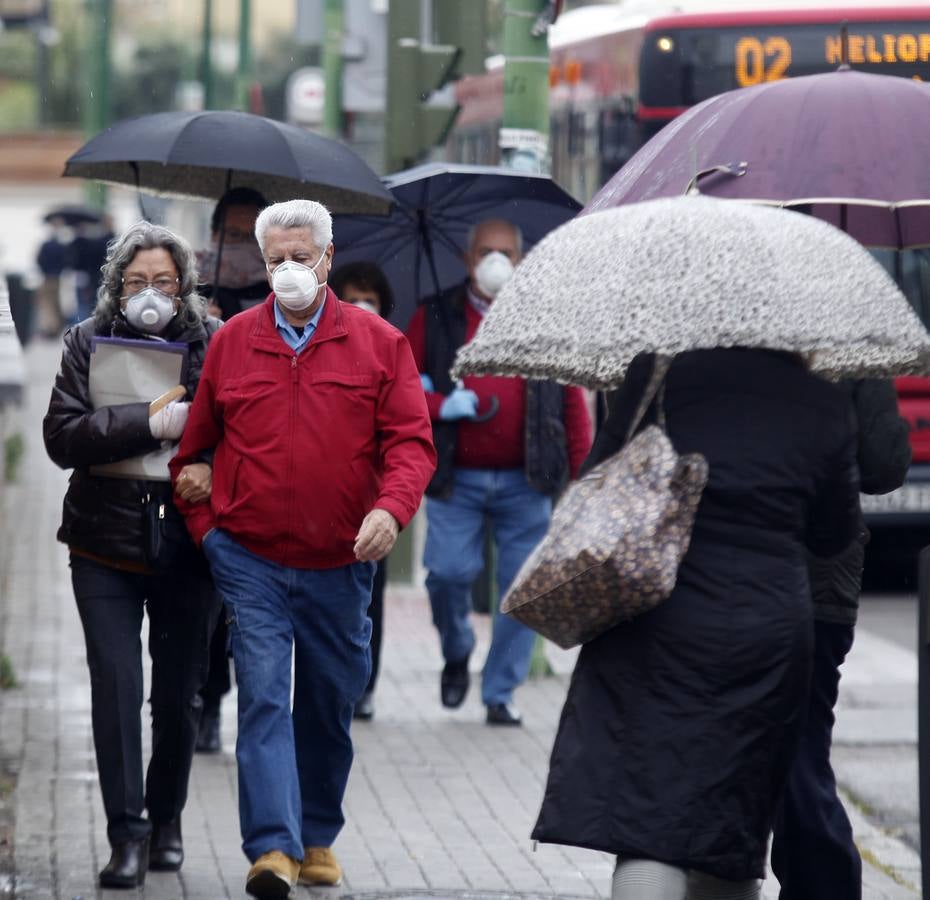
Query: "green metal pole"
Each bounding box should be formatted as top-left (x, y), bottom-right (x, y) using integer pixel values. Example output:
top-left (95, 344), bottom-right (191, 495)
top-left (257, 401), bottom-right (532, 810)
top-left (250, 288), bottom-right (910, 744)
top-left (322, 0), bottom-right (344, 137)
top-left (499, 0), bottom-right (551, 175)
top-left (384, 0), bottom-right (420, 172)
top-left (200, 0), bottom-right (214, 109)
top-left (236, 0), bottom-right (253, 111)
top-left (83, 0), bottom-right (113, 208)
top-left (501, 0), bottom-right (553, 675)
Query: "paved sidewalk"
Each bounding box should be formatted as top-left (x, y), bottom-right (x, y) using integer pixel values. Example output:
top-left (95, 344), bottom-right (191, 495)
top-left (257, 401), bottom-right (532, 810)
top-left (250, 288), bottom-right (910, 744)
top-left (0, 341), bottom-right (919, 899)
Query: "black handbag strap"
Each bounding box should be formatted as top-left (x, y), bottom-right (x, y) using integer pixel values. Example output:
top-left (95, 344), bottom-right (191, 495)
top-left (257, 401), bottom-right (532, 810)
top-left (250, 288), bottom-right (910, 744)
top-left (624, 355), bottom-right (671, 444)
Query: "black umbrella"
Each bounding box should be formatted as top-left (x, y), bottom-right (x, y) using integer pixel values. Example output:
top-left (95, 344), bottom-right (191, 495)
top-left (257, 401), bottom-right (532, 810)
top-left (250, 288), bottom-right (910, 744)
top-left (43, 205), bottom-right (105, 226)
top-left (331, 163), bottom-right (581, 330)
top-left (62, 110), bottom-right (393, 216)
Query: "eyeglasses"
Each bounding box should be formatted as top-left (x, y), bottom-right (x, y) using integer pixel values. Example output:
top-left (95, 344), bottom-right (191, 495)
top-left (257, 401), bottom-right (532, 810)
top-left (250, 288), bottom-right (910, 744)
top-left (122, 276), bottom-right (180, 296)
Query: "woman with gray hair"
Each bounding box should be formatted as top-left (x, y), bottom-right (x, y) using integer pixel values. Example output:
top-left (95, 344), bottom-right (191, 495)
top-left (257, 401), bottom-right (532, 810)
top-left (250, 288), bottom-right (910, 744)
top-left (43, 221), bottom-right (222, 889)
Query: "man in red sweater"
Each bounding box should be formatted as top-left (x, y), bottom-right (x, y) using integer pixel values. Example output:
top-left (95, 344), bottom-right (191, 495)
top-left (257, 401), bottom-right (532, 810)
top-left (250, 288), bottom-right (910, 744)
top-left (406, 218), bottom-right (591, 726)
top-left (170, 200), bottom-right (435, 900)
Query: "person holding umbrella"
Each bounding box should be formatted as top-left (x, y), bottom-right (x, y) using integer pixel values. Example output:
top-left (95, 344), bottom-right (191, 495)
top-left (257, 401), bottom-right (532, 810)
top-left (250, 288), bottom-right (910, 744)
top-left (452, 197), bottom-right (930, 899)
top-left (191, 186), bottom-right (269, 755)
top-left (35, 215), bottom-right (70, 338)
top-left (170, 199), bottom-right (435, 899)
top-left (405, 218), bottom-right (592, 726)
top-left (198, 187), bottom-right (269, 322)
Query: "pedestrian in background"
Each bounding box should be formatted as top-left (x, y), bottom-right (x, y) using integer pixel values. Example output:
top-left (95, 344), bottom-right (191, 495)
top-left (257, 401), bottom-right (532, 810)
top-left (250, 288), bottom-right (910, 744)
top-left (405, 218), bottom-right (592, 726)
top-left (771, 379), bottom-right (911, 900)
top-left (533, 349), bottom-right (861, 900)
top-left (330, 260), bottom-right (396, 722)
top-left (65, 215), bottom-right (115, 323)
top-left (43, 222), bottom-right (222, 889)
top-left (198, 187), bottom-right (269, 321)
top-left (192, 186), bottom-right (268, 755)
top-left (171, 199), bottom-right (435, 899)
top-left (35, 216), bottom-right (69, 338)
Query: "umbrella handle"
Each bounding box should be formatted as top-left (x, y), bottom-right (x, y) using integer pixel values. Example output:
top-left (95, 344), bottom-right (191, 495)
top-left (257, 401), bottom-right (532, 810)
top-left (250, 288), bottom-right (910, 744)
top-left (472, 395), bottom-right (500, 424)
top-left (685, 162), bottom-right (748, 196)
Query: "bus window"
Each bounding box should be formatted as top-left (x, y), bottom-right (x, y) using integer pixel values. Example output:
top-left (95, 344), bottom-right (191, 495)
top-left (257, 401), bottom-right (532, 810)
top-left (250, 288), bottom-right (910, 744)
top-left (598, 107), bottom-right (639, 183)
top-left (870, 248), bottom-right (930, 328)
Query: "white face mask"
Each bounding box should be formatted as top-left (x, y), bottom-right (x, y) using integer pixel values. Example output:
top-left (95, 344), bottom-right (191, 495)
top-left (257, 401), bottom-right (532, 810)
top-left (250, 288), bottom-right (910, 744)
top-left (352, 300), bottom-right (379, 315)
top-left (270, 250), bottom-right (328, 312)
top-left (474, 251), bottom-right (515, 298)
top-left (122, 288), bottom-right (177, 334)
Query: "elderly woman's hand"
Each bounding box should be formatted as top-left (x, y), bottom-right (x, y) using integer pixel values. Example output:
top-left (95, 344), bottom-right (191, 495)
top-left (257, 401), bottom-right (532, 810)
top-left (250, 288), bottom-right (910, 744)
top-left (175, 463), bottom-right (212, 504)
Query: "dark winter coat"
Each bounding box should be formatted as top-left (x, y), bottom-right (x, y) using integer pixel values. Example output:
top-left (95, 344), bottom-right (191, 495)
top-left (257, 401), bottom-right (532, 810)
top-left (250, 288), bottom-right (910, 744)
top-left (808, 379), bottom-right (911, 625)
top-left (43, 312), bottom-right (221, 567)
top-left (532, 349), bottom-right (860, 882)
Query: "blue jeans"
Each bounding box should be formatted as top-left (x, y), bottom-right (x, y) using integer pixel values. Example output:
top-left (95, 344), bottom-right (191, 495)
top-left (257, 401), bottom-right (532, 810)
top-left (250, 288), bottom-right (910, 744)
top-left (424, 468), bottom-right (552, 706)
top-left (203, 530), bottom-right (373, 862)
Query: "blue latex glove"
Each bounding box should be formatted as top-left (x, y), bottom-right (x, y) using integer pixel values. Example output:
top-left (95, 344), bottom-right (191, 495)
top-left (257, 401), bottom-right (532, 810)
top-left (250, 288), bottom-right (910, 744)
top-left (439, 388), bottom-right (479, 421)
top-left (420, 373), bottom-right (435, 393)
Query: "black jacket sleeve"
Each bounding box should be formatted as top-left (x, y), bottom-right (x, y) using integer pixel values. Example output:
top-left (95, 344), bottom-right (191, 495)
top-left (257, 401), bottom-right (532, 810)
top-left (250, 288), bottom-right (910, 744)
top-left (43, 323), bottom-right (162, 470)
top-left (805, 402), bottom-right (862, 558)
top-left (579, 353), bottom-right (657, 477)
top-left (853, 379), bottom-right (911, 495)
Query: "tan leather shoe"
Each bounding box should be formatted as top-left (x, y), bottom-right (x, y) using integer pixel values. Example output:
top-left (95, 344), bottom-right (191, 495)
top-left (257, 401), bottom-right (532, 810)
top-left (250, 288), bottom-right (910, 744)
top-left (246, 851), bottom-right (299, 899)
top-left (299, 846), bottom-right (343, 886)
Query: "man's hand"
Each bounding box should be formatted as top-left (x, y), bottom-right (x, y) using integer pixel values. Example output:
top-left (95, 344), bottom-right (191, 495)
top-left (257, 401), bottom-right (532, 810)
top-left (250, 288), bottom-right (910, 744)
top-left (354, 508), bottom-right (400, 562)
top-left (175, 463), bottom-right (212, 504)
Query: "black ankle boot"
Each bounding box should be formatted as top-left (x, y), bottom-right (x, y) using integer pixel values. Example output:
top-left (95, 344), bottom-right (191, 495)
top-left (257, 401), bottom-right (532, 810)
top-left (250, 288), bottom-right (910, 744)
top-left (99, 835), bottom-right (149, 888)
top-left (195, 702), bottom-right (221, 753)
top-left (149, 817), bottom-right (184, 871)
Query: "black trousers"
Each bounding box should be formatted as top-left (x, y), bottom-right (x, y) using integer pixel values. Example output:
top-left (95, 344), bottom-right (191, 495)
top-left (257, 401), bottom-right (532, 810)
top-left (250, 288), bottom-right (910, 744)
top-left (771, 620), bottom-right (861, 900)
top-left (366, 558), bottom-right (386, 693)
top-left (201, 616), bottom-right (232, 708)
top-left (71, 554), bottom-right (221, 844)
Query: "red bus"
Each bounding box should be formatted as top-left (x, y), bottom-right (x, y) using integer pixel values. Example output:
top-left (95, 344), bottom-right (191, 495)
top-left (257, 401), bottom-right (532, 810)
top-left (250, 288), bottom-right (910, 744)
top-left (452, 1), bottom-right (930, 201)
top-left (449, 1), bottom-right (930, 554)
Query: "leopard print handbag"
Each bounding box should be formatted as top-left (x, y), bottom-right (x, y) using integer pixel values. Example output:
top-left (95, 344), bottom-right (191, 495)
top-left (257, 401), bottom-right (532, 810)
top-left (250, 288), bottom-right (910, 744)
top-left (500, 358), bottom-right (709, 649)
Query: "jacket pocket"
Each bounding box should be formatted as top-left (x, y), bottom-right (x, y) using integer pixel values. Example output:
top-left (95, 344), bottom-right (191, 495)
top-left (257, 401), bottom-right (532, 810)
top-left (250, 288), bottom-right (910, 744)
top-left (215, 454), bottom-right (243, 515)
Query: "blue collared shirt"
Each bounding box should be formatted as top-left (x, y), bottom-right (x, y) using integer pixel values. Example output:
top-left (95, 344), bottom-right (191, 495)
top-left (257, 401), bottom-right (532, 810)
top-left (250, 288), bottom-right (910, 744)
top-left (274, 297), bottom-right (326, 353)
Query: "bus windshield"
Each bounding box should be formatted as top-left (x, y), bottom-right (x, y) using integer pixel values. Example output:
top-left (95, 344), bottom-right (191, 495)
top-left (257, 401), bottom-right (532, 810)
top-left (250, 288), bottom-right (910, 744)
top-left (872, 249), bottom-right (930, 330)
top-left (641, 22), bottom-right (930, 107)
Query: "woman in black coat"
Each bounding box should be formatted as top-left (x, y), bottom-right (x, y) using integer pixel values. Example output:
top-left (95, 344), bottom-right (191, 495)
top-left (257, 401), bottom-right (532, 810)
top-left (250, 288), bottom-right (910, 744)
top-left (531, 348), bottom-right (861, 900)
top-left (43, 222), bottom-right (222, 889)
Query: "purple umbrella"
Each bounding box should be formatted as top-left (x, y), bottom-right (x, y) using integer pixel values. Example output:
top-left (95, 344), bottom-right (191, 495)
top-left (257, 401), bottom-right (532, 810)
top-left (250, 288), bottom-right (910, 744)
top-left (586, 68), bottom-right (930, 248)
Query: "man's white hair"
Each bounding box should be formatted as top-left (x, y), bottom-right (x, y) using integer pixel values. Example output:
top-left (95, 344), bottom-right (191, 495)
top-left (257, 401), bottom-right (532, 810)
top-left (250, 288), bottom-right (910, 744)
top-left (466, 219), bottom-right (524, 255)
top-left (255, 199), bottom-right (333, 253)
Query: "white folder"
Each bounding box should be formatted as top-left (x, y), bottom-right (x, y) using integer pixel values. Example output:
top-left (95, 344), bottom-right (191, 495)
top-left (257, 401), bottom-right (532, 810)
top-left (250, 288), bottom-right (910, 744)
top-left (88, 337), bottom-right (189, 481)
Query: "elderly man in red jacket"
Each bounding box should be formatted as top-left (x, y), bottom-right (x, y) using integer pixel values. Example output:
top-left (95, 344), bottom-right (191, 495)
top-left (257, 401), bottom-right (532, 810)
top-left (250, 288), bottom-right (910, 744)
top-left (170, 199), bottom-right (435, 900)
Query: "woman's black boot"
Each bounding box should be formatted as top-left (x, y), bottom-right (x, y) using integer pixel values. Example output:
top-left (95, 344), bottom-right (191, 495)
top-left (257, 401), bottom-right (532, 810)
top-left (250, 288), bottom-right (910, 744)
top-left (99, 835), bottom-right (150, 888)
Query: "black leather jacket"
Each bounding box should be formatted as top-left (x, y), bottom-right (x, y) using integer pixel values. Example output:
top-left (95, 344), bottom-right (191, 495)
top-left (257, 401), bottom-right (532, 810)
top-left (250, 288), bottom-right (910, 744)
top-left (808, 379), bottom-right (911, 625)
top-left (43, 312), bottom-right (220, 566)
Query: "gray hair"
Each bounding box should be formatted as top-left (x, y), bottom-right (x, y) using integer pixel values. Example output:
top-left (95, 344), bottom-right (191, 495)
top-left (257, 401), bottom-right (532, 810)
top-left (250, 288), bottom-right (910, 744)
top-left (95, 221), bottom-right (206, 330)
top-left (466, 220), bottom-right (524, 256)
top-left (254, 199), bottom-right (333, 254)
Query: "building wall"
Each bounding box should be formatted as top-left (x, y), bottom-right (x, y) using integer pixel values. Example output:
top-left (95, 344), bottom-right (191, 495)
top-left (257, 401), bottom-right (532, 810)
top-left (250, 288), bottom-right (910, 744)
top-left (122, 0), bottom-right (296, 49)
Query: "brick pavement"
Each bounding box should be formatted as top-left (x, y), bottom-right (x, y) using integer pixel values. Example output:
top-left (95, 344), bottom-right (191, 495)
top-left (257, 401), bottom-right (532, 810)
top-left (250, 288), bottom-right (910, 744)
top-left (0, 341), bottom-right (917, 899)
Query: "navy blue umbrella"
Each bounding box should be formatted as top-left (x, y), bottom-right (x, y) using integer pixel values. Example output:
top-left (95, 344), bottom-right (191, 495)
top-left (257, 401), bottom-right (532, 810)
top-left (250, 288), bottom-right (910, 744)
top-left (331, 163), bottom-right (581, 330)
top-left (63, 110), bottom-right (393, 216)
